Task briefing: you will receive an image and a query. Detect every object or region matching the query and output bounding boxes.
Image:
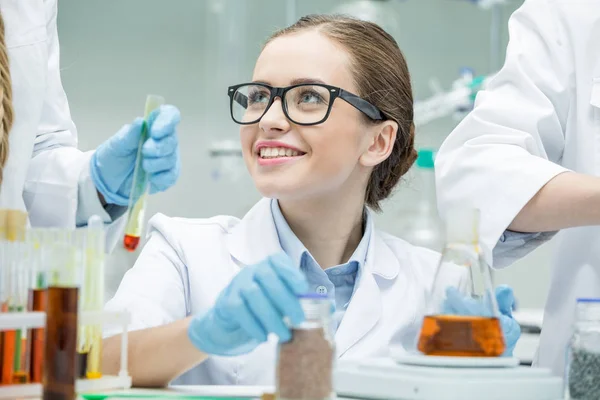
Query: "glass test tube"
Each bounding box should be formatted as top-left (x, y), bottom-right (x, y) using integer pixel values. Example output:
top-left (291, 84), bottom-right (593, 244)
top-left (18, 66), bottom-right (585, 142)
top-left (85, 216), bottom-right (104, 379)
top-left (123, 94), bottom-right (166, 252)
top-left (43, 230), bottom-right (80, 400)
top-left (1, 210), bottom-right (28, 385)
top-left (27, 229), bottom-right (47, 384)
top-left (0, 209), bottom-right (7, 384)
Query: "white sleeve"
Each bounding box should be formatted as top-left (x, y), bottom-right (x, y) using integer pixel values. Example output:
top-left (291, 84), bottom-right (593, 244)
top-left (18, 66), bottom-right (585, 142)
top-left (435, 0), bottom-right (572, 267)
top-left (104, 216), bottom-right (189, 337)
top-left (24, 0), bottom-right (125, 250)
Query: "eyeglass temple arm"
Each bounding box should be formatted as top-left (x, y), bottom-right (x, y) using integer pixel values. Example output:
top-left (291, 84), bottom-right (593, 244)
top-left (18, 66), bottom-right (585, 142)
top-left (339, 90), bottom-right (385, 121)
top-left (233, 91), bottom-right (248, 109)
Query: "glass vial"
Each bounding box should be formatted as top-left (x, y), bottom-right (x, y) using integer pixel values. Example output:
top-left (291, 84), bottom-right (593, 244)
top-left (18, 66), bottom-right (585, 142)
top-left (566, 298), bottom-right (600, 399)
top-left (276, 294), bottom-right (335, 400)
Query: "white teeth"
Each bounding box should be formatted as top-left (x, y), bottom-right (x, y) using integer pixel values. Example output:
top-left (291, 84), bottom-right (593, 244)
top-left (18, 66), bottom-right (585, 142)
top-left (259, 147), bottom-right (303, 158)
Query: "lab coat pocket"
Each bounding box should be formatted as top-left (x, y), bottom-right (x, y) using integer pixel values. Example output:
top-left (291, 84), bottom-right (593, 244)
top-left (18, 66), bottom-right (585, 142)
top-left (2, 0), bottom-right (47, 48)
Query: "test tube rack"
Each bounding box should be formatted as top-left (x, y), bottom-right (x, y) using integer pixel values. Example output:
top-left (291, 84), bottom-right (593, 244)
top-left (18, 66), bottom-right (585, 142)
top-left (0, 310), bottom-right (132, 399)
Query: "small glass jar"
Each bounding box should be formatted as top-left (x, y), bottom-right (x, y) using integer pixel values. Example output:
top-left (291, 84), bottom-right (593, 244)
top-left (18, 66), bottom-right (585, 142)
top-left (276, 294), bottom-right (335, 400)
top-left (566, 298), bottom-right (600, 399)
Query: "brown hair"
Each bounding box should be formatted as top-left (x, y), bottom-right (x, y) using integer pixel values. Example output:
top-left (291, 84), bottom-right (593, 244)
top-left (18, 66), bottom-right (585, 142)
top-left (0, 10), bottom-right (13, 188)
top-left (266, 14), bottom-right (417, 211)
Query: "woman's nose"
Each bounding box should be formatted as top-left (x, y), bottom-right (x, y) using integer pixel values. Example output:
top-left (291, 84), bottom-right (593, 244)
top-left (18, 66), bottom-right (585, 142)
top-left (259, 98), bottom-right (290, 133)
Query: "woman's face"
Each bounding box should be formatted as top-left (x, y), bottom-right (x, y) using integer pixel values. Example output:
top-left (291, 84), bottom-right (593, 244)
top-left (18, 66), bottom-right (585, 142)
top-left (240, 30), bottom-right (388, 204)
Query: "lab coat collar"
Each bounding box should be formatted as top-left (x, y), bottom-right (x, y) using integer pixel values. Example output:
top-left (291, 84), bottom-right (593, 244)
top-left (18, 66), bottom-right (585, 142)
top-left (227, 198), bottom-right (401, 356)
top-left (227, 198), bottom-right (399, 280)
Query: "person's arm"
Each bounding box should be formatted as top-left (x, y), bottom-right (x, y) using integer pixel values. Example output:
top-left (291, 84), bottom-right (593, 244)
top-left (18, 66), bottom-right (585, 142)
top-left (509, 172), bottom-right (600, 233)
top-left (103, 318), bottom-right (207, 388)
top-left (435, 0), bottom-right (574, 266)
top-left (24, 0), bottom-right (125, 247)
top-left (102, 214), bottom-right (196, 386)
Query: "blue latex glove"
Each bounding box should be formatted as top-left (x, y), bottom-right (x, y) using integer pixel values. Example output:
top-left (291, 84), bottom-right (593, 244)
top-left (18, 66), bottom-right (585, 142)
top-left (90, 105), bottom-right (181, 206)
top-left (443, 285), bottom-right (521, 356)
top-left (188, 253), bottom-right (309, 356)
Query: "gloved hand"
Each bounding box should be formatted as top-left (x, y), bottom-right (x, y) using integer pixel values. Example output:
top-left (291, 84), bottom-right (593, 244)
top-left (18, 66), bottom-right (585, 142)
top-left (188, 253), bottom-right (308, 356)
top-left (443, 285), bottom-right (521, 356)
top-left (90, 105), bottom-right (181, 206)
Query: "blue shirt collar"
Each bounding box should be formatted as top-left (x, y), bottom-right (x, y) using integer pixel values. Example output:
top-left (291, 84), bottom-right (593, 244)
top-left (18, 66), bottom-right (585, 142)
top-left (270, 199), bottom-right (372, 270)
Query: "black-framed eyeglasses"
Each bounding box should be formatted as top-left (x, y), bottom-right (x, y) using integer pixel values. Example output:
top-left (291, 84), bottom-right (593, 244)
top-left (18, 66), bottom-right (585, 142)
top-left (227, 82), bottom-right (386, 126)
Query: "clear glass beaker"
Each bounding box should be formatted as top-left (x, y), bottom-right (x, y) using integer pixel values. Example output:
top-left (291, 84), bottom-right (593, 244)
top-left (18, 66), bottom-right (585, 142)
top-left (276, 294), bottom-right (335, 400)
top-left (417, 208), bottom-right (505, 357)
top-left (566, 298), bottom-right (600, 399)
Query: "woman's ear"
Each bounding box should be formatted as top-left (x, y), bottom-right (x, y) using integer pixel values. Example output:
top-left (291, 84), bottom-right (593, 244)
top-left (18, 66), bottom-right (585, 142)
top-left (359, 120), bottom-right (398, 167)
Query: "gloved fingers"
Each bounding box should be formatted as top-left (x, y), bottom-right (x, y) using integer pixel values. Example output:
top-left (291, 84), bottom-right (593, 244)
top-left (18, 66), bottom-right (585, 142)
top-left (268, 253), bottom-right (309, 295)
top-left (106, 118), bottom-right (145, 156)
top-left (445, 287), bottom-right (484, 316)
top-left (499, 313), bottom-right (521, 356)
top-left (142, 134), bottom-right (178, 159)
top-left (495, 285), bottom-right (515, 317)
top-left (240, 283), bottom-right (291, 342)
top-left (142, 150), bottom-right (178, 174)
top-left (223, 295), bottom-right (268, 343)
top-left (254, 265), bottom-right (305, 326)
top-left (148, 105), bottom-right (181, 140)
top-left (148, 166), bottom-right (180, 194)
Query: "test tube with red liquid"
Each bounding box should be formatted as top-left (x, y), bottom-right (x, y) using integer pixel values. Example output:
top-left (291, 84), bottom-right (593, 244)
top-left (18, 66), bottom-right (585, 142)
top-left (123, 95), bottom-right (165, 252)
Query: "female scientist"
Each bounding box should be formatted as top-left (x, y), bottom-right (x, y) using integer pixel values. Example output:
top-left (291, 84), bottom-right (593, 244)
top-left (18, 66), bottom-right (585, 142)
top-left (0, 1), bottom-right (180, 249)
top-left (103, 15), bottom-right (520, 386)
top-left (435, 0), bottom-right (600, 377)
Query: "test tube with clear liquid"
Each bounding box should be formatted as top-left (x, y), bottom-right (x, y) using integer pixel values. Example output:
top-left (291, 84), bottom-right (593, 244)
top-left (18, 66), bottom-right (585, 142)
top-left (123, 94), bottom-right (165, 252)
top-left (77, 216), bottom-right (105, 380)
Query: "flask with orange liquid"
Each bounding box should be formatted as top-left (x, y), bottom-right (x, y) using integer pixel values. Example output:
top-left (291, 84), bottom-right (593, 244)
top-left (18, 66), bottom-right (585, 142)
top-left (417, 208), bottom-right (505, 357)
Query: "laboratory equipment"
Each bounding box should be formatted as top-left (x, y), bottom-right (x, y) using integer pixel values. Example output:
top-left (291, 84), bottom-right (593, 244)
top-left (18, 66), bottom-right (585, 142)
top-left (395, 149), bottom-right (444, 252)
top-left (334, 358), bottom-right (563, 400)
top-left (123, 94), bottom-right (165, 252)
top-left (81, 216), bottom-right (105, 380)
top-left (0, 224), bottom-right (132, 399)
top-left (276, 294), bottom-right (334, 400)
top-left (566, 298), bottom-right (600, 399)
top-left (414, 70), bottom-right (494, 127)
top-left (0, 210), bottom-right (27, 385)
top-left (27, 229), bottom-right (47, 383)
top-left (417, 208), bottom-right (504, 357)
top-left (44, 231), bottom-right (81, 400)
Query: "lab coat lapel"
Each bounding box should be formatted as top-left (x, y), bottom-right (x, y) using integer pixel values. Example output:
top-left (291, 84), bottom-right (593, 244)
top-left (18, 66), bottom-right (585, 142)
top-left (335, 231), bottom-right (400, 357)
top-left (227, 198), bottom-right (283, 266)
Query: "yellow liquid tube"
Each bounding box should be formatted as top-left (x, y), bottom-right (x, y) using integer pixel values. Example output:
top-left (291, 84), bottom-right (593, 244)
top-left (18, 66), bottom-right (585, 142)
top-left (123, 94), bottom-right (165, 252)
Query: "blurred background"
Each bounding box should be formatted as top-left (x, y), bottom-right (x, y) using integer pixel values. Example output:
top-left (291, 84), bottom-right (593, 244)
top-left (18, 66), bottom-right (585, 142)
top-left (55, 0), bottom-right (552, 313)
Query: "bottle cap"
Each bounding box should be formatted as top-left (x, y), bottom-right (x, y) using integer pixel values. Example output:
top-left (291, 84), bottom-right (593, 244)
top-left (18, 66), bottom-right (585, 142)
top-left (416, 149), bottom-right (436, 169)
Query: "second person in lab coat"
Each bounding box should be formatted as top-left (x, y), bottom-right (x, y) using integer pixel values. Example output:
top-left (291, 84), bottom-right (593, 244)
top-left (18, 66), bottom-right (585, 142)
top-left (435, 0), bottom-right (600, 377)
top-left (103, 15), bottom-right (520, 386)
top-left (0, 1), bottom-right (181, 250)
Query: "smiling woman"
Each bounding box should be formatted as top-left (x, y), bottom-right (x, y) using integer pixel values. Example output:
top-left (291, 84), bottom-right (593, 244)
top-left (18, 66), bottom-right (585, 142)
top-left (101, 14), bottom-right (519, 388)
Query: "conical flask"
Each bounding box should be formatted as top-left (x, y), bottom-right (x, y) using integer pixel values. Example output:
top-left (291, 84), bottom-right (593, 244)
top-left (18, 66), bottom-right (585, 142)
top-left (417, 208), bottom-right (505, 357)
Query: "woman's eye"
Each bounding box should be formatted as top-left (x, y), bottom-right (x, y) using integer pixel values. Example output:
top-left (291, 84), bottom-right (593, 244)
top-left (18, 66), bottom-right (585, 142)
top-left (298, 91), bottom-right (323, 104)
top-left (248, 90), bottom-right (270, 104)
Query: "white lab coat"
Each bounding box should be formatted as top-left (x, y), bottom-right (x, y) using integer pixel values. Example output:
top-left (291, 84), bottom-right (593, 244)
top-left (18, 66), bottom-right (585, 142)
top-left (435, 0), bottom-right (600, 377)
top-left (1, 0), bottom-right (124, 247)
top-left (105, 198), bottom-right (461, 385)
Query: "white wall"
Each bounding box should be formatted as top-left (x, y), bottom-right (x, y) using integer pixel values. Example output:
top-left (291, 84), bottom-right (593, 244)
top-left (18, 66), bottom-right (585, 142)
top-left (56, 0), bottom-right (551, 309)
